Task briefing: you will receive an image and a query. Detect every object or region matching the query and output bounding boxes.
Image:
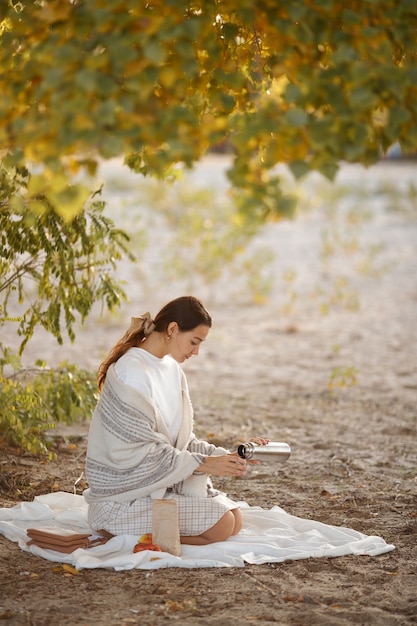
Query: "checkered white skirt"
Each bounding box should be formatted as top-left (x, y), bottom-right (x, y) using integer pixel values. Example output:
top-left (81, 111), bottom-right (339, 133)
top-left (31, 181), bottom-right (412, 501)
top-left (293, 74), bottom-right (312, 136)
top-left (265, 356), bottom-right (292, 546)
top-left (87, 491), bottom-right (239, 537)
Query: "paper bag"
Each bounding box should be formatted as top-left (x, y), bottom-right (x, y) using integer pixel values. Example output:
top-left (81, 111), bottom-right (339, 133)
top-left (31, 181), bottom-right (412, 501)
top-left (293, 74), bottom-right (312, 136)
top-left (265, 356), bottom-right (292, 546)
top-left (152, 499), bottom-right (181, 556)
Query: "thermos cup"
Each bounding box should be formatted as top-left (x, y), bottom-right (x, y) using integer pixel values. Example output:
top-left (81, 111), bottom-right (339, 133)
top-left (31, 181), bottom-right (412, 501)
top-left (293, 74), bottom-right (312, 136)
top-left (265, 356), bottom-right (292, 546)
top-left (237, 441), bottom-right (291, 462)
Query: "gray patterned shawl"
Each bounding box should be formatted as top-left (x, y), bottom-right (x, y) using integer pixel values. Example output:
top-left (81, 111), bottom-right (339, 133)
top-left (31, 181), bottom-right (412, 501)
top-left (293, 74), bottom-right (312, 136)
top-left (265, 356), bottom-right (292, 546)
top-left (84, 364), bottom-right (226, 503)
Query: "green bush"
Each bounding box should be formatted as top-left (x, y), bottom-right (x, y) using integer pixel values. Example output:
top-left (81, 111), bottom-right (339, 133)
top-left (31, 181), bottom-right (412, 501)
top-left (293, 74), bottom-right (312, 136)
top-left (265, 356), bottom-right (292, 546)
top-left (0, 359), bottom-right (98, 456)
top-left (0, 164), bottom-right (135, 454)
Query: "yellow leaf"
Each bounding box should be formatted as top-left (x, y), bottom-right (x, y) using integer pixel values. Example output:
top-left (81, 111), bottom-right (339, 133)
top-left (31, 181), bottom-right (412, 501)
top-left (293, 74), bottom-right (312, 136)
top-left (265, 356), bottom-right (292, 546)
top-left (159, 66), bottom-right (177, 89)
top-left (165, 600), bottom-right (184, 612)
top-left (27, 174), bottom-right (48, 196)
top-left (62, 564), bottom-right (79, 576)
top-left (213, 116), bottom-right (228, 131)
top-left (30, 200), bottom-right (48, 215)
top-left (36, 1), bottom-right (73, 24)
top-left (49, 183), bottom-right (91, 222)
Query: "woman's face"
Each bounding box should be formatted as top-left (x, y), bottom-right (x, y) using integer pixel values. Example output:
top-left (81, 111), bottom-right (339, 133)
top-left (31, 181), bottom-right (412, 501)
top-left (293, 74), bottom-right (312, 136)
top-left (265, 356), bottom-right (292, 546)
top-left (168, 323), bottom-right (210, 363)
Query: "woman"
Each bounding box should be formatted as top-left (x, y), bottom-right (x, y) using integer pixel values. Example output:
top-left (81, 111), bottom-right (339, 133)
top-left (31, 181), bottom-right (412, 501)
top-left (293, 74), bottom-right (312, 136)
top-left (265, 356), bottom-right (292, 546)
top-left (84, 296), bottom-right (267, 545)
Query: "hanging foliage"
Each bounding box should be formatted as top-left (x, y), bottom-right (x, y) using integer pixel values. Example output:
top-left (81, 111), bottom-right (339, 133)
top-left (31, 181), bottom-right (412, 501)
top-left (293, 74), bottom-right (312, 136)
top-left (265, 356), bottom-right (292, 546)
top-left (1, 0), bottom-right (416, 220)
top-left (0, 165), bottom-right (134, 355)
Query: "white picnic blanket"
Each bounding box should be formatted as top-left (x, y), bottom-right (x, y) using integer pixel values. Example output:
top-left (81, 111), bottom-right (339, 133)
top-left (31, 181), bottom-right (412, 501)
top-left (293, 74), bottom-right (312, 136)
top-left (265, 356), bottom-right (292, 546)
top-left (0, 492), bottom-right (394, 570)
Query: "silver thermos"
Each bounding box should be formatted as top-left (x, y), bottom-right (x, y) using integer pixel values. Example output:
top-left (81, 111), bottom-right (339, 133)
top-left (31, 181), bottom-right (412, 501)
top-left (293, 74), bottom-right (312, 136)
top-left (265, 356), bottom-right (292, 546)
top-left (237, 441), bottom-right (291, 462)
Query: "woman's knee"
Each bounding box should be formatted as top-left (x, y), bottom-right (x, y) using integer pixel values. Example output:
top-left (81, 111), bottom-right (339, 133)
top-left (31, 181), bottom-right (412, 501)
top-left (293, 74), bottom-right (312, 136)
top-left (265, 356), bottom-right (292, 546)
top-left (202, 511), bottom-right (236, 543)
top-left (202, 508), bottom-right (242, 543)
top-left (231, 507), bottom-right (243, 535)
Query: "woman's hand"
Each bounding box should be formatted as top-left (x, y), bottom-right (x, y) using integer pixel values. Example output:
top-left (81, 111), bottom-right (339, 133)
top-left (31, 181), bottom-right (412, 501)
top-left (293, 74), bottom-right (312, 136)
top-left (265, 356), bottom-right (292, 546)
top-left (196, 453), bottom-right (247, 477)
top-left (195, 437), bottom-right (270, 475)
top-left (249, 436), bottom-right (270, 445)
top-left (246, 436), bottom-right (270, 465)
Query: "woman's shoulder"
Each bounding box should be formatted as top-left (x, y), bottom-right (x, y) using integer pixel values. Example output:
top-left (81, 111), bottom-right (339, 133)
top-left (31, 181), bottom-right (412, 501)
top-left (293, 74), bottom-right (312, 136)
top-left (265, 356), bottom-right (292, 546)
top-left (122, 347), bottom-right (149, 362)
top-left (114, 348), bottom-right (152, 390)
top-left (117, 348), bottom-right (179, 373)
top-left (118, 349), bottom-right (184, 378)
top-left (114, 347), bottom-right (150, 375)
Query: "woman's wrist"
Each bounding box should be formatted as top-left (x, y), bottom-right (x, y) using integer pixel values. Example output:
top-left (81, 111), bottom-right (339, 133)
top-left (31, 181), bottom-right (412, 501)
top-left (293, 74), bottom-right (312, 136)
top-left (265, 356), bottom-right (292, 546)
top-left (193, 458), bottom-right (207, 475)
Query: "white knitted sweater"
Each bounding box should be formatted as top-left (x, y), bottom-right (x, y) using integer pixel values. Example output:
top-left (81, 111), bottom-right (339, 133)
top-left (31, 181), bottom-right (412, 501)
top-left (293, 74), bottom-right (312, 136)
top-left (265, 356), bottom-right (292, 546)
top-left (84, 364), bottom-right (227, 503)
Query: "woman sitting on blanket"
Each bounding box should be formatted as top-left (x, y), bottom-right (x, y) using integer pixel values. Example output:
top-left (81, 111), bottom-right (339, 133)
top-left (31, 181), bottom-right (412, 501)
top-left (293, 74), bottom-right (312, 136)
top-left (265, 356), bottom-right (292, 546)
top-left (84, 296), bottom-right (268, 545)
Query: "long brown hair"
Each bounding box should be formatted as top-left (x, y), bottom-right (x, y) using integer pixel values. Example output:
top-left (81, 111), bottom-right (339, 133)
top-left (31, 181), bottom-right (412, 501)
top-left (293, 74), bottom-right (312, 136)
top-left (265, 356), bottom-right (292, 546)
top-left (97, 296), bottom-right (212, 390)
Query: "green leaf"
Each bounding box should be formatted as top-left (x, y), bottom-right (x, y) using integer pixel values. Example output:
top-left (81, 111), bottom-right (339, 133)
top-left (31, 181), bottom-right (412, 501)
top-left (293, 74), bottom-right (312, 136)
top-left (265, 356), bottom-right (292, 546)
top-left (283, 83), bottom-right (302, 104)
top-left (386, 105), bottom-right (412, 139)
top-left (285, 108), bottom-right (307, 127)
top-left (143, 39), bottom-right (167, 64)
top-left (349, 86), bottom-right (378, 110)
top-left (318, 161), bottom-right (339, 180)
top-left (99, 134), bottom-right (125, 159)
top-left (289, 160), bottom-right (310, 179)
top-left (333, 43), bottom-right (358, 64)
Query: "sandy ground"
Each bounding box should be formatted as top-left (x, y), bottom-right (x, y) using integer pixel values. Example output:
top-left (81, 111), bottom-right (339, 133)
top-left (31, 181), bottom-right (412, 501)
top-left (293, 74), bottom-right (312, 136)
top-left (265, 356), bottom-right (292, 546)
top-left (0, 157), bottom-right (416, 625)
